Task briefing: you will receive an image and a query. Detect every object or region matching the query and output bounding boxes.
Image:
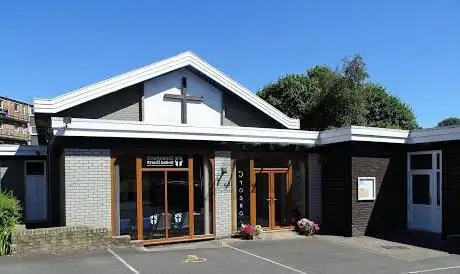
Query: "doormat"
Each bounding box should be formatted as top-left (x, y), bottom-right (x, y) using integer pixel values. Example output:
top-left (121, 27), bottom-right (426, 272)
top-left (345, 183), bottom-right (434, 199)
top-left (380, 245), bottom-right (409, 250)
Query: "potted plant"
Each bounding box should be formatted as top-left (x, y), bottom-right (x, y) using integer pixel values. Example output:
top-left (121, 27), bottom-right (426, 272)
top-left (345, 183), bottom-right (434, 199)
top-left (297, 218), bottom-right (320, 236)
top-left (240, 224), bottom-right (262, 240)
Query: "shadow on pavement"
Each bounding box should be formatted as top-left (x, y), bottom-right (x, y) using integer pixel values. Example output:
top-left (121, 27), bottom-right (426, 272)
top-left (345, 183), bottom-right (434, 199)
top-left (376, 230), bottom-right (460, 255)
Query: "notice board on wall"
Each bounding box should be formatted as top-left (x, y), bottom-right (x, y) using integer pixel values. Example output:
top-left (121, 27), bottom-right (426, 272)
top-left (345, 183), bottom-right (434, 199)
top-left (236, 159), bottom-right (250, 227)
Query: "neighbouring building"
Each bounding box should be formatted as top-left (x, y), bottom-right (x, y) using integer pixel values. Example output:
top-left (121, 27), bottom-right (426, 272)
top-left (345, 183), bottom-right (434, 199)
top-left (0, 96), bottom-right (32, 145)
top-left (1, 52), bottom-right (460, 246)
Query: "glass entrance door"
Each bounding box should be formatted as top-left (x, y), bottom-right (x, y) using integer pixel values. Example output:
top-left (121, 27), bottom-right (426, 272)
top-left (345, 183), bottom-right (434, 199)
top-left (273, 172), bottom-right (289, 227)
top-left (255, 173), bottom-right (270, 227)
top-left (254, 170), bottom-right (290, 229)
top-left (142, 170), bottom-right (191, 241)
top-left (167, 171), bottom-right (190, 238)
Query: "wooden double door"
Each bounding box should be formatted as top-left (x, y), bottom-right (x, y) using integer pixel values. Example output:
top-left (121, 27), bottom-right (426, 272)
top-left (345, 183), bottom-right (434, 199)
top-left (251, 169), bottom-right (292, 229)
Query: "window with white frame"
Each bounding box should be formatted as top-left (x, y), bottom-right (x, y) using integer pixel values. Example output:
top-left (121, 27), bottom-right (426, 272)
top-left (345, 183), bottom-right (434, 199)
top-left (408, 151), bottom-right (442, 206)
top-left (14, 103), bottom-right (18, 112)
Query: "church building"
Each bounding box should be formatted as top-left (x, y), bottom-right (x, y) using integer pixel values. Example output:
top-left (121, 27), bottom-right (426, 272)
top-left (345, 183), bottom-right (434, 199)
top-left (4, 52), bottom-right (459, 245)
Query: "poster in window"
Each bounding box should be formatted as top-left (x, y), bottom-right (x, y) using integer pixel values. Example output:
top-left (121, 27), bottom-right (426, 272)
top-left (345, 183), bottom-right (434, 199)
top-left (357, 177), bottom-right (376, 201)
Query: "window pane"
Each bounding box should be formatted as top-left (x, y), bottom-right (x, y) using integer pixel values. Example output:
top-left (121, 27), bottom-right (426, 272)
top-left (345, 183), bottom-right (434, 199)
top-left (167, 171), bottom-right (189, 238)
top-left (142, 171), bottom-right (166, 240)
top-left (436, 172), bottom-right (441, 206)
top-left (410, 154), bottom-right (432, 170)
top-left (26, 162), bottom-right (44, 175)
top-left (256, 173), bottom-right (270, 227)
top-left (119, 156), bottom-right (137, 240)
top-left (193, 156), bottom-right (213, 235)
top-left (412, 174), bottom-right (430, 205)
top-left (274, 173), bottom-right (289, 226)
top-left (436, 153), bottom-right (440, 170)
top-left (254, 158), bottom-right (289, 168)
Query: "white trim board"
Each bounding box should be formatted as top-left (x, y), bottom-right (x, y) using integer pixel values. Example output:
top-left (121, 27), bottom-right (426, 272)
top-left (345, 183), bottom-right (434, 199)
top-left (51, 117), bottom-right (424, 145)
top-left (318, 126), bottom-right (409, 145)
top-left (0, 145), bottom-right (47, 156)
top-left (51, 117), bottom-right (317, 145)
top-left (50, 117), bottom-right (460, 145)
top-left (408, 126), bottom-right (460, 144)
top-left (34, 51), bottom-right (300, 129)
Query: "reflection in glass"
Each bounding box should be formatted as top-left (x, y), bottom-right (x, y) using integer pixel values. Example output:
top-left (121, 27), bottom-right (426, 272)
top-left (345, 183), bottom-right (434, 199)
top-left (119, 156), bottom-right (137, 240)
top-left (274, 173), bottom-right (288, 226)
top-left (167, 171), bottom-right (189, 237)
top-left (412, 174), bottom-right (430, 205)
top-left (193, 156), bottom-right (213, 235)
top-left (410, 154), bottom-right (432, 170)
top-left (436, 172), bottom-right (441, 206)
top-left (256, 173), bottom-right (270, 227)
top-left (142, 172), bottom-right (166, 240)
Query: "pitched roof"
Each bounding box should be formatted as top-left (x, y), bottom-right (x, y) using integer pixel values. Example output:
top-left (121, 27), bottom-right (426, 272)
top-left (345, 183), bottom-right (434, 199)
top-left (34, 51), bottom-right (300, 129)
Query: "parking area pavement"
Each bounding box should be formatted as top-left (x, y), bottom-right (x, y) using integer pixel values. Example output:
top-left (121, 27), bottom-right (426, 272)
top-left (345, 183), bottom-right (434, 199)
top-left (1, 237), bottom-right (460, 274)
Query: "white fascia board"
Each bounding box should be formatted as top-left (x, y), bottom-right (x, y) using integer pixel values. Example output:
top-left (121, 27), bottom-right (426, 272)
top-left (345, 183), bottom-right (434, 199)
top-left (0, 145), bottom-right (47, 156)
top-left (35, 52), bottom-right (300, 129)
top-left (51, 117), bottom-right (316, 145)
top-left (317, 127), bottom-right (352, 145)
top-left (409, 126), bottom-right (460, 144)
top-left (318, 126), bottom-right (409, 145)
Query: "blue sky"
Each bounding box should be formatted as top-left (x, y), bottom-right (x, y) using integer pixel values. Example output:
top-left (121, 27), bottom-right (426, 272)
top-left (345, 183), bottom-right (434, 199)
top-left (1, 1), bottom-right (459, 127)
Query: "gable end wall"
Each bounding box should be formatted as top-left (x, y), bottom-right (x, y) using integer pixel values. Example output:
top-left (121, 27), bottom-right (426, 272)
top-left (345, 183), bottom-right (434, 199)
top-left (57, 84), bottom-right (143, 121)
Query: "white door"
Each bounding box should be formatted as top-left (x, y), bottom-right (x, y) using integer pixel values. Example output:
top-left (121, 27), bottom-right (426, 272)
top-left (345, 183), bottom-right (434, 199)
top-left (25, 161), bottom-right (47, 222)
top-left (408, 172), bottom-right (441, 233)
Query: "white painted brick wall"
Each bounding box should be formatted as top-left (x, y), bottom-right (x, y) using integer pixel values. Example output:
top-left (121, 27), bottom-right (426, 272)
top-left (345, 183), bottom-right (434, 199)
top-left (214, 151), bottom-right (232, 238)
top-left (64, 149), bottom-right (111, 229)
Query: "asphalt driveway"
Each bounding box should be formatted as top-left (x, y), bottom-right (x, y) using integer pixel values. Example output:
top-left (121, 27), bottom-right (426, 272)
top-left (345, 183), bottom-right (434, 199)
top-left (1, 237), bottom-right (460, 274)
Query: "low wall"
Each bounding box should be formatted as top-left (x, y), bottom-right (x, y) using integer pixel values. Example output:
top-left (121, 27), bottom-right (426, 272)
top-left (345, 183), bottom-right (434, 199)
top-left (11, 226), bottom-right (134, 256)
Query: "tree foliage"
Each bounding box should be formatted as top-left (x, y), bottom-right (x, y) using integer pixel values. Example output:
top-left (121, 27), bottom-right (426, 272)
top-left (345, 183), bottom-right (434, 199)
top-left (258, 55), bottom-right (418, 130)
top-left (437, 117), bottom-right (460, 127)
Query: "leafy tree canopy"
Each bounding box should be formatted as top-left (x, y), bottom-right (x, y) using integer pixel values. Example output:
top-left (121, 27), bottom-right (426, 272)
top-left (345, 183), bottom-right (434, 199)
top-left (257, 55), bottom-right (419, 130)
top-left (437, 117), bottom-right (460, 127)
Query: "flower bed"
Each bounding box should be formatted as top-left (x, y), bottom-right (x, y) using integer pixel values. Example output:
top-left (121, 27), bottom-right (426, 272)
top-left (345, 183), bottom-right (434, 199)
top-left (239, 224), bottom-right (263, 240)
top-left (297, 218), bottom-right (320, 236)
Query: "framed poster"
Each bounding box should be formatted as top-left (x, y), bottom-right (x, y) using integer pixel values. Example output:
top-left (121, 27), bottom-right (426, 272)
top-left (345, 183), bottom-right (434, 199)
top-left (357, 177), bottom-right (376, 201)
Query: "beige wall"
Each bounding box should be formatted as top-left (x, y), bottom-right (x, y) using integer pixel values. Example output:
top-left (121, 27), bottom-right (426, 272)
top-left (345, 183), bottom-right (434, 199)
top-left (0, 98), bottom-right (31, 144)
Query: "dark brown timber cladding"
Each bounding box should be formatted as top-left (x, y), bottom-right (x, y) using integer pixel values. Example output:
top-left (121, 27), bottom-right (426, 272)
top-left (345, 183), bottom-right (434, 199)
top-left (407, 141), bottom-right (460, 236)
top-left (320, 143), bottom-right (352, 236)
top-left (350, 142), bottom-right (406, 237)
top-left (443, 141), bottom-right (460, 236)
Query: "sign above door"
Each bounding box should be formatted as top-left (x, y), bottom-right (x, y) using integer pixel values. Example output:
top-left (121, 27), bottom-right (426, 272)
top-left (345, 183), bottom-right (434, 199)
top-left (143, 155), bottom-right (188, 168)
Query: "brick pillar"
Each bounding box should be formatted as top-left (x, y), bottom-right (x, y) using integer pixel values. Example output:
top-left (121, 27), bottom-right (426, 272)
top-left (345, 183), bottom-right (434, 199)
top-left (214, 151), bottom-right (232, 238)
top-left (63, 149), bottom-right (111, 229)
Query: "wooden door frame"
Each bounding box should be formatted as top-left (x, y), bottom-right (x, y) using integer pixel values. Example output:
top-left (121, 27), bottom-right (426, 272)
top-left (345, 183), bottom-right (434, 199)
top-left (250, 166), bottom-right (292, 229)
top-left (137, 158), bottom-right (193, 244)
top-left (112, 154), bottom-right (216, 245)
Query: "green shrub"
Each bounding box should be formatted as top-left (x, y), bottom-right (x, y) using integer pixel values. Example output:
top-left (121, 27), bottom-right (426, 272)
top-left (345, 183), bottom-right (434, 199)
top-left (0, 191), bottom-right (22, 255)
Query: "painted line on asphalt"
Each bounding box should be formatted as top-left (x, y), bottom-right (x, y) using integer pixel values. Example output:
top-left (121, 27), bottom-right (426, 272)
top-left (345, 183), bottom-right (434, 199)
top-left (408, 265), bottom-right (460, 273)
top-left (224, 243), bottom-right (307, 274)
top-left (107, 248), bottom-right (140, 274)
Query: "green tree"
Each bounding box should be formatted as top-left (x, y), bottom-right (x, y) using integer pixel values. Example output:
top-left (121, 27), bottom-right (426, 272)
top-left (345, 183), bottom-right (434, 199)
top-left (0, 191), bottom-right (22, 255)
top-left (364, 83), bottom-right (418, 130)
top-left (258, 55), bottom-right (418, 130)
top-left (437, 117), bottom-right (460, 127)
